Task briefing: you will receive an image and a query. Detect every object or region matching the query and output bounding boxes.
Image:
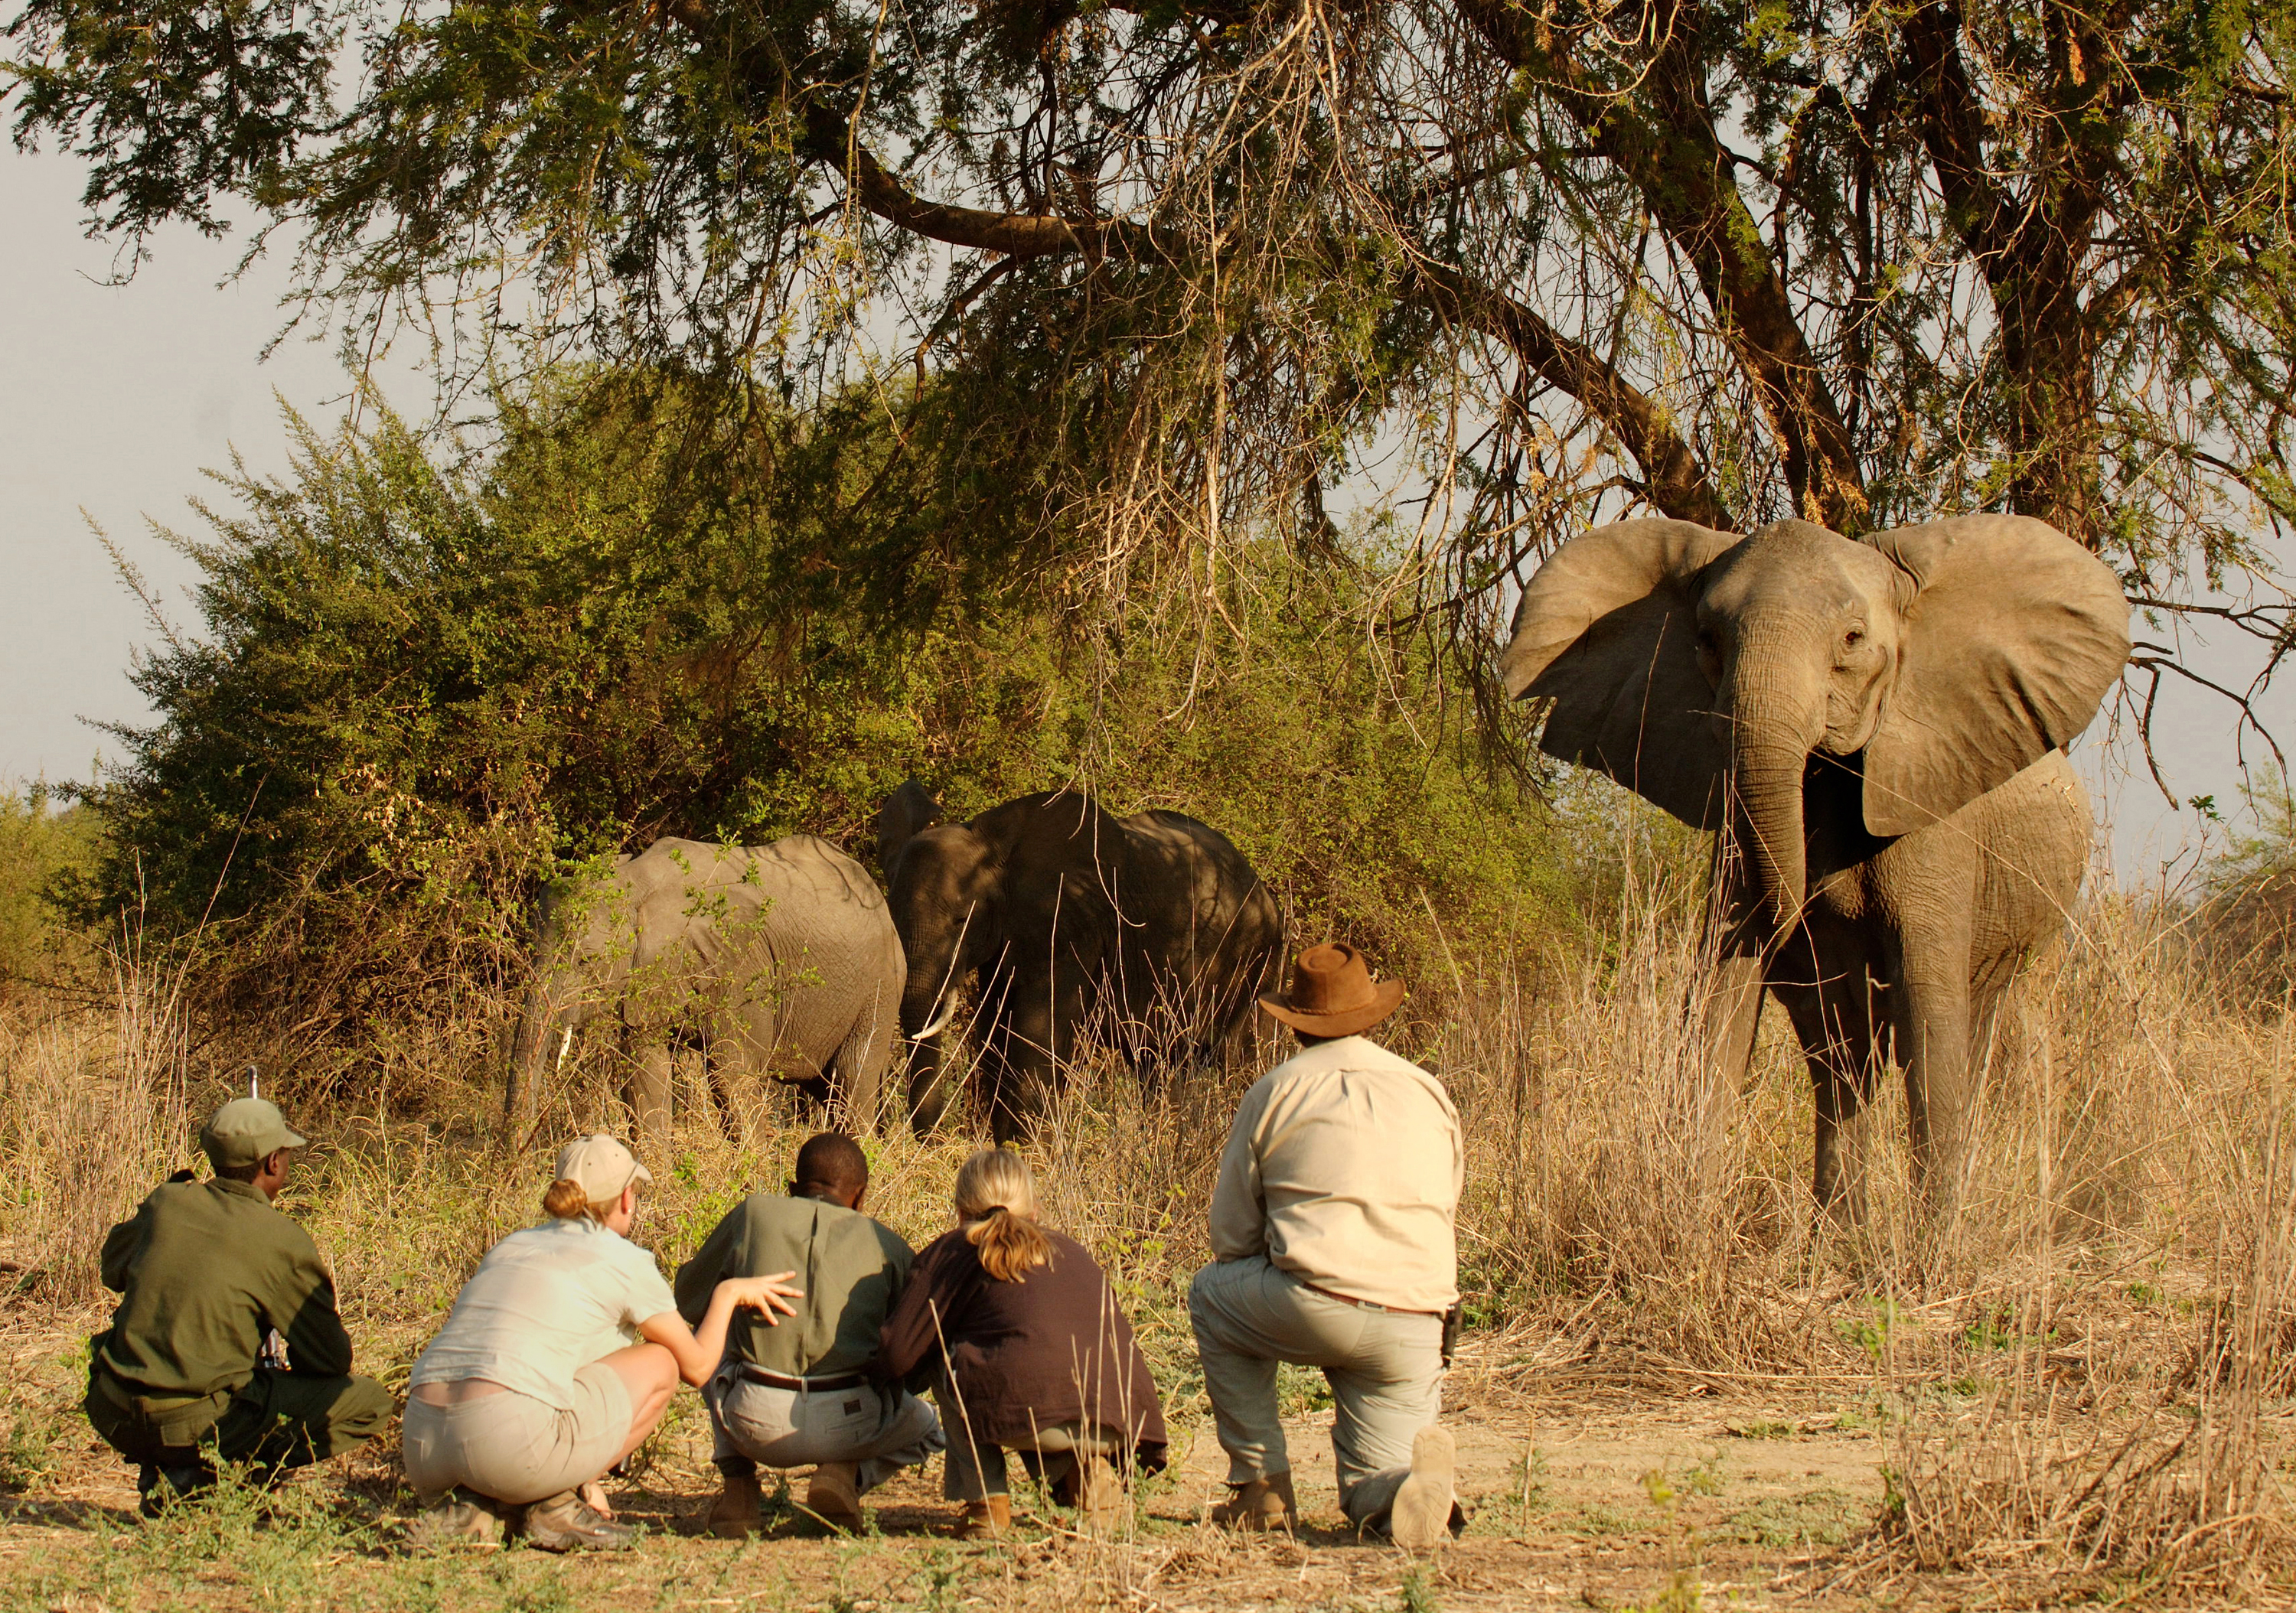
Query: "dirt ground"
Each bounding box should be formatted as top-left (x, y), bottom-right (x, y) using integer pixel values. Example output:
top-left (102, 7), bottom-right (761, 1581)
top-left (8, 1314), bottom-right (2229, 1613)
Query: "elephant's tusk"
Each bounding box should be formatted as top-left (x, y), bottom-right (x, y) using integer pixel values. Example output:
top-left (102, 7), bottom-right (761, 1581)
top-left (909, 999), bottom-right (956, 1042)
top-left (554, 1025), bottom-right (574, 1072)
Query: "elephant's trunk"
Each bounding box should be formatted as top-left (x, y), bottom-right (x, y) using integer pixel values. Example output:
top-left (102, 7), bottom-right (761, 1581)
top-left (504, 977), bottom-right (554, 1140)
top-left (895, 898), bottom-right (976, 1135)
top-left (1727, 657), bottom-right (1820, 933)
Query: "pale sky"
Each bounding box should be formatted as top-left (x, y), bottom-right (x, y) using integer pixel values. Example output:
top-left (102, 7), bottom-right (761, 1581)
top-left (2, 142), bottom-right (2287, 888)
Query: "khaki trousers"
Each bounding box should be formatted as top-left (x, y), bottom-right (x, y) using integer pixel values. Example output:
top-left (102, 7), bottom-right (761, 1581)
top-left (1188, 1256), bottom-right (1443, 1527)
top-left (401, 1364), bottom-right (633, 1507)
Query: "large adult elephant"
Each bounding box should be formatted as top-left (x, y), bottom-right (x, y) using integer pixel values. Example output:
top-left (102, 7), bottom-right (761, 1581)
top-left (504, 836), bottom-right (905, 1149)
top-left (876, 785), bottom-right (1286, 1142)
top-left (1501, 516), bottom-right (2129, 1219)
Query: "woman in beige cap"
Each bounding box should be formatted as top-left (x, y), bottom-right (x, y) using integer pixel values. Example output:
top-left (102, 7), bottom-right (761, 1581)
top-left (403, 1134), bottom-right (801, 1550)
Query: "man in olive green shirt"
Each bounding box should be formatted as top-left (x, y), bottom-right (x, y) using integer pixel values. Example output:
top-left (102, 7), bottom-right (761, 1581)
top-left (675, 1132), bottom-right (942, 1536)
top-left (87, 1097), bottom-right (391, 1514)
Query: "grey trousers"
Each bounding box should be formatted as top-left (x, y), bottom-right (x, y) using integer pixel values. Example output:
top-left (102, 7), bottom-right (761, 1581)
top-left (1189, 1256), bottom-right (1443, 1527)
top-left (706, 1363), bottom-right (944, 1493)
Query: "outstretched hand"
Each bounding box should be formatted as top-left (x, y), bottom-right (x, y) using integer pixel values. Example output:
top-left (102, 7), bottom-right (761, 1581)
top-left (725, 1272), bottom-right (804, 1323)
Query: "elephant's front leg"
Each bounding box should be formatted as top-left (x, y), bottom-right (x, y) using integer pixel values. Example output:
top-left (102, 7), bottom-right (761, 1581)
top-left (1890, 914), bottom-right (1979, 1222)
top-left (623, 1032), bottom-right (674, 1158)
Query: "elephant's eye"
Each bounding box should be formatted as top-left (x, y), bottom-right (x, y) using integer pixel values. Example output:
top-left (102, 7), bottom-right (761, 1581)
top-left (1842, 627), bottom-right (1866, 650)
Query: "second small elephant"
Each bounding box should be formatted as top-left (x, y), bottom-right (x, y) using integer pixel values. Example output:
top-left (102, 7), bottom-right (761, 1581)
top-left (504, 835), bottom-right (907, 1148)
top-left (876, 785), bottom-right (1287, 1142)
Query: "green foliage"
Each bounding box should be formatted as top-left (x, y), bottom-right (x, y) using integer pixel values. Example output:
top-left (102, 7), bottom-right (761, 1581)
top-left (0, 783), bottom-right (103, 996)
top-left (16, 0), bottom-right (2296, 707)
top-left (81, 373), bottom-right (1574, 1073)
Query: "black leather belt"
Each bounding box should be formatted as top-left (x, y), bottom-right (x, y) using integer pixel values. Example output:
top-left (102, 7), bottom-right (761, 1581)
top-left (739, 1366), bottom-right (869, 1393)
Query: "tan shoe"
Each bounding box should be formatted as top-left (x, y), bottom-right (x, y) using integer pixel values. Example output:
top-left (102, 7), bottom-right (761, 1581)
top-left (1387, 1426), bottom-right (1456, 1549)
top-left (955, 1495), bottom-right (1011, 1539)
top-left (806, 1461), bottom-right (863, 1534)
top-left (1210, 1469), bottom-right (1297, 1531)
top-left (403, 1488), bottom-right (504, 1549)
top-left (1073, 1455), bottom-right (1123, 1535)
top-left (707, 1471), bottom-right (763, 1540)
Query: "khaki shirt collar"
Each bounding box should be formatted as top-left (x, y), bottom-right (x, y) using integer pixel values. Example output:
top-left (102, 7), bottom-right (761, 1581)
top-left (210, 1177), bottom-right (270, 1206)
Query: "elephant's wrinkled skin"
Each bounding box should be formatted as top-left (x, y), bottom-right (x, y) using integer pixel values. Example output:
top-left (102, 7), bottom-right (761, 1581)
top-left (505, 836), bottom-right (906, 1149)
top-left (877, 785), bottom-right (1286, 1142)
top-left (1502, 516), bottom-right (2129, 1218)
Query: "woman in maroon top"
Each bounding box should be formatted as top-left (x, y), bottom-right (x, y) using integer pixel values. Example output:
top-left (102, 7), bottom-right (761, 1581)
top-left (876, 1149), bottom-right (1168, 1536)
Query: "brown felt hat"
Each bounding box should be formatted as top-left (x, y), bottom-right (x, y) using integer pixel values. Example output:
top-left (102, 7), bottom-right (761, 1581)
top-left (1258, 943), bottom-right (1406, 1038)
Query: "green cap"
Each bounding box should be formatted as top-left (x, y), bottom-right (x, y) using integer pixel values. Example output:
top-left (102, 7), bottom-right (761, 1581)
top-left (200, 1097), bottom-right (309, 1169)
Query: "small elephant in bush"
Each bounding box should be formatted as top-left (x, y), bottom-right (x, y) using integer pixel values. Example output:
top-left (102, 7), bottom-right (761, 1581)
top-left (504, 835), bottom-right (906, 1148)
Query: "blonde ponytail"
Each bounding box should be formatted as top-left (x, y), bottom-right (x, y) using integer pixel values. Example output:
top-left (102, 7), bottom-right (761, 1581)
top-left (953, 1149), bottom-right (1052, 1282)
top-left (543, 1176), bottom-right (605, 1220)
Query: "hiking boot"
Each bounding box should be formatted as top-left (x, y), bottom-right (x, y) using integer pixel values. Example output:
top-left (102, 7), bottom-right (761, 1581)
top-left (521, 1488), bottom-right (637, 1552)
top-left (1386, 1425), bottom-right (1456, 1549)
top-left (136, 1462), bottom-right (214, 1519)
top-left (707, 1470), bottom-right (763, 1539)
top-left (1210, 1469), bottom-right (1296, 1532)
top-left (806, 1461), bottom-right (863, 1534)
top-left (954, 1495), bottom-right (1010, 1539)
top-left (404, 1488), bottom-right (505, 1548)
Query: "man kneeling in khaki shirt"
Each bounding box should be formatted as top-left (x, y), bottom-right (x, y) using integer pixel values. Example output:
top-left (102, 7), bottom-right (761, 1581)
top-left (1190, 943), bottom-right (1464, 1546)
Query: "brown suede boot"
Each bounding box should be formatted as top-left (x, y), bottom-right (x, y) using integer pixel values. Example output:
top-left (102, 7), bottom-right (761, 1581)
top-left (706, 1471), bottom-right (763, 1540)
top-left (806, 1462), bottom-right (863, 1534)
top-left (955, 1495), bottom-right (1012, 1539)
top-left (1210, 1469), bottom-right (1297, 1532)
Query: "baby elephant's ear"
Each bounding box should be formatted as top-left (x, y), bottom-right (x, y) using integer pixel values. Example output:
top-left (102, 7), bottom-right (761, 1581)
top-left (1500, 518), bottom-right (1743, 829)
top-left (1861, 515), bottom-right (2130, 838)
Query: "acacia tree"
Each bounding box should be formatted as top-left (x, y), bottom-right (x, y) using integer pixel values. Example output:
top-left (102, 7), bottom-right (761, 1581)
top-left (9, 0), bottom-right (2295, 693)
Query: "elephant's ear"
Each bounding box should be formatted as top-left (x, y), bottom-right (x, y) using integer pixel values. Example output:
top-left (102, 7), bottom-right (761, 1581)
top-left (1861, 515), bottom-right (2129, 838)
top-left (1499, 518), bottom-right (1743, 829)
top-left (875, 779), bottom-right (943, 870)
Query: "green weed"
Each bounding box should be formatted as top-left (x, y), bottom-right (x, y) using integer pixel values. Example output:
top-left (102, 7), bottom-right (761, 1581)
top-left (1835, 1296), bottom-right (1903, 1361)
top-left (0, 1403), bottom-right (61, 1492)
top-left (1724, 1487), bottom-right (1860, 1549)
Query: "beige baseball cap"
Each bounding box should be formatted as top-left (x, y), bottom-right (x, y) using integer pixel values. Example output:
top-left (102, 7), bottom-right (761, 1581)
top-left (553, 1133), bottom-right (652, 1203)
top-left (201, 1097), bottom-right (310, 1169)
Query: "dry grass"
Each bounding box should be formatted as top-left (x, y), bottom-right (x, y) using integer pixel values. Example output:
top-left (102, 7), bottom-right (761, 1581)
top-left (2, 814), bottom-right (2294, 1602)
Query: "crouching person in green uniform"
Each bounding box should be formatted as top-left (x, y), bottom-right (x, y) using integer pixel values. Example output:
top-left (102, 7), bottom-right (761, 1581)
top-left (676, 1132), bottom-right (944, 1539)
top-left (86, 1097), bottom-right (391, 1515)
